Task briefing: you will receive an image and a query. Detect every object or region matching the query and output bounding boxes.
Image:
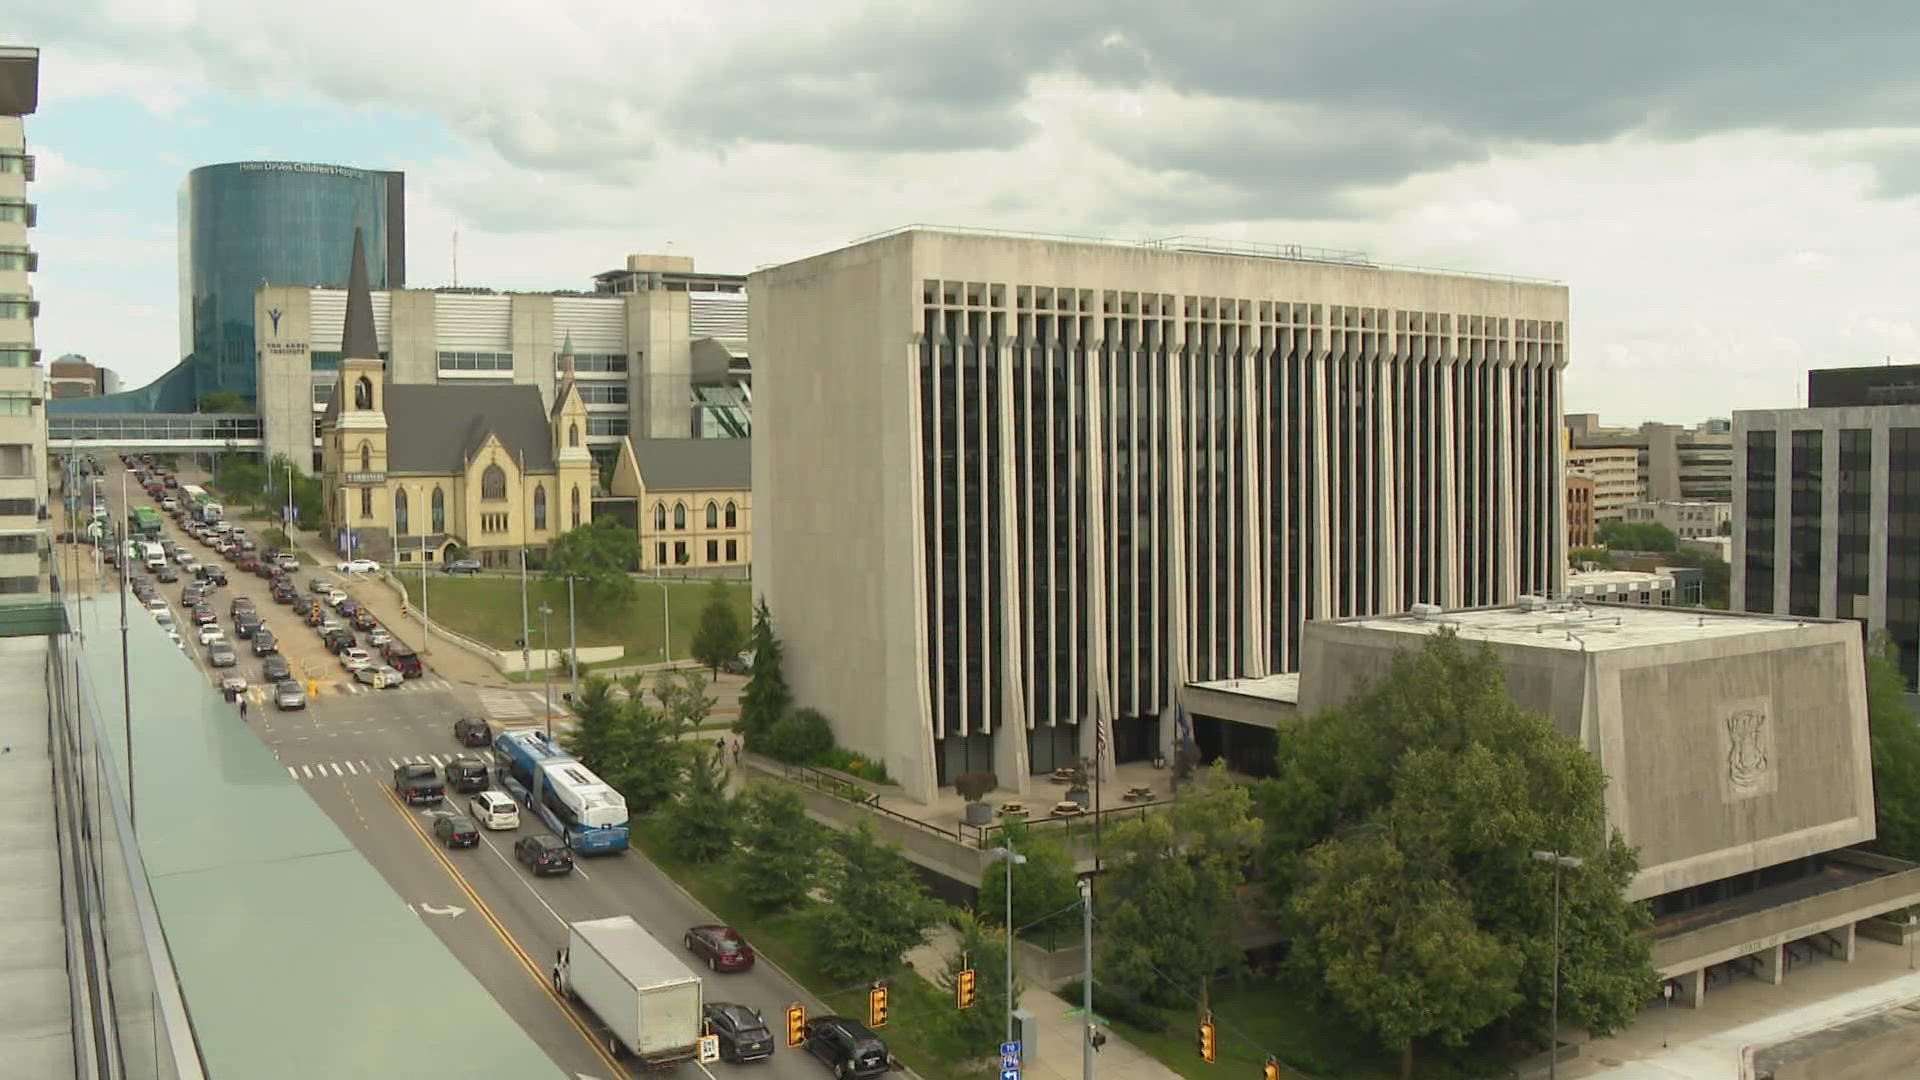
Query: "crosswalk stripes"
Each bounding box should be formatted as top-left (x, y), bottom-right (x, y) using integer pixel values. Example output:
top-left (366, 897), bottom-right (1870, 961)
top-left (478, 687), bottom-right (532, 719)
top-left (283, 752), bottom-right (470, 783)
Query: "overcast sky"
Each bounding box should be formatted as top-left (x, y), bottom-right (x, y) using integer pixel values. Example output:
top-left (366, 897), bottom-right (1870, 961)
top-left (15, 1), bottom-right (1920, 422)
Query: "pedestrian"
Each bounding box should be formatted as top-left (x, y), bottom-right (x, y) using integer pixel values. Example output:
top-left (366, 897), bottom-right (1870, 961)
top-left (239, 697), bottom-right (249, 721)
top-left (731, 736), bottom-right (742, 764)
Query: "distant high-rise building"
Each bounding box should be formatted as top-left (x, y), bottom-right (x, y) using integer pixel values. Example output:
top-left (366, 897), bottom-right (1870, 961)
top-left (47, 353), bottom-right (119, 398)
top-left (752, 227), bottom-right (1570, 801)
top-left (0, 45), bottom-right (42, 596)
top-left (1565, 413), bottom-right (1732, 503)
top-left (1567, 444), bottom-right (1640, 519)
top-left (1566, 473), bottom-right (1596, 549)
top-left (1734, 364), bottom-right (1920, 687)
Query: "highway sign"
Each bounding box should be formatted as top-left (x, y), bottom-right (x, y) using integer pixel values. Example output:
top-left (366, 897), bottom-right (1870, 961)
top-left (1001, 1041), bottom-right (1022, 1058)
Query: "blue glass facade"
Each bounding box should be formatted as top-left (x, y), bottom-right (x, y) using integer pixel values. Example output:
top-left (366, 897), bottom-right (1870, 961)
top-left (183, 161), bottom-right (404, 405)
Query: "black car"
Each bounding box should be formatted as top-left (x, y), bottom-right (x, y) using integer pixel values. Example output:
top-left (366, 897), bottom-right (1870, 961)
top-left (338, 598), bottom-right (360, 619)
top-left (432, 814), bottom-right (481, 849)
top-left (704, 1003), bottom-right (774, 1063)
top-left (234, 613), bottom-right (262, 639)
top-left (453, 716), bottom-right (492, 747)
top-left (322, 627), bottom-right (356, 653)
top-left (261, 654), bottom-right (292, 682)
top-left (514, 834), bottom-right (573, 876)
top-left (802, 1017), bottom-right (891, 1078)
top-left (442, 559), bottom-right (482, 575)
top-left (270, 582), bottom-right (298, 604)
top-left (444, 754), bottom-right (490, 793)
top-left (393, 763), bottom-right (444, 805)
top-left (230, 597), bottom-right (256, 619)
top-left (251, 629), bottom-right (279, 657)
top-left (352, 608), bottom-right (378, 631)
top-left (155, 564), bottom-right (179, 583)
top-left (181, 586), bottom-right (204, 606)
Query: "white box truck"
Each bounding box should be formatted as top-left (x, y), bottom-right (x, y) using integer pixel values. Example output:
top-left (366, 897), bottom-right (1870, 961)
top-left (553, 917), bottom-right (703, 1068)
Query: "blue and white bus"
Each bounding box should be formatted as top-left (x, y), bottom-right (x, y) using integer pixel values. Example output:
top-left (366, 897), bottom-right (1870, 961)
top-left (494, 730), bottom-right (630, 855)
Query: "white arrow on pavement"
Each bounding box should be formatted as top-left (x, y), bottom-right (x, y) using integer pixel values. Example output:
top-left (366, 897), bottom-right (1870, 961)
top-left (417, 903), bottom-right (466, 918)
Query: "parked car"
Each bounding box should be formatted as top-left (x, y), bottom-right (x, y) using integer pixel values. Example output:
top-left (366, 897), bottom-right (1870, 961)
top-left (274, 679), bottom-right (307, 710)
top-left (251, 630), bottom-right (279, 657)
top-left (513, 834), bottom-right (573, 876)
top-left (444, 754), bottom-right (490, 793)
top-left (703, 1003), bottom-right (775, 1064)
top-left (275, 553), bottom-right (299, 572)
top-left (392, 762), bottom-right (444, 805)
top-left (432, 814), bottom-right (481, 849)
top-left (802, 1017), bottom-right (892, 1079)
top-left (683, 925), bottom-right (757, 973)
top-left (336, 558), bottom-right (379, 574)
top-left (442, 558), bottom-right (482, 575)
top-left (261, 654), bottom-right (292, 682)
top-left (467, 790), bottom-right (519, 830)
top-left (453, 716), bottom-right (492, 747)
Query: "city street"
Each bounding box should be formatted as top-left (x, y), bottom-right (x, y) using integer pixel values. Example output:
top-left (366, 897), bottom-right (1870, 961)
top-left (92, 456), bottom-right (846, 1080)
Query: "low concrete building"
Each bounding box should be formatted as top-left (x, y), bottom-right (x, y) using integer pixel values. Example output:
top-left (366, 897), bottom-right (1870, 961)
top-left (1624, 498), bottom-right (1731, 540)
top-left (1565, 567), bottom-right (1676, 605)
top-left (1295, 602), bottom-right (1920, 1005)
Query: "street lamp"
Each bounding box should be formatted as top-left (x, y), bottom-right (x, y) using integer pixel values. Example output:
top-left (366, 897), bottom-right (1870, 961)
top-left (1532, 850), bottom-right (1584, 1080)
top-left (1661, 979), bottom-right (1674, 1049)
top-left (539, 602), bottom-right (554, 739)
top-left (987, 846), bottom-right (1029, 1044)
top-left (1908, 912), bottom-right (1916, 971)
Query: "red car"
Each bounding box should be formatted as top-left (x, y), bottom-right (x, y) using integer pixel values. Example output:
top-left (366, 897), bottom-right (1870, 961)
top-left (683, 925), bottom-right (755, 972)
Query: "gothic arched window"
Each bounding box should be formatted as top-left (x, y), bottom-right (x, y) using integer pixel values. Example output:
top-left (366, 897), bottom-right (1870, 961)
top-left (533, 485), bottom-right (547, 530)
top-left (481, 464), bottom-right (507, 501)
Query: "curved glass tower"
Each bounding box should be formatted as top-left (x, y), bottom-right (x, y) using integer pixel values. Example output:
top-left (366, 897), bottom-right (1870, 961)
top-left (57, 160), bottom-right (403, 413)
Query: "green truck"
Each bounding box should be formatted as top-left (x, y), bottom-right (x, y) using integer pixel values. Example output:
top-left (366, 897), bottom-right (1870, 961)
top-left (128, 507), bottom-right (163, 539)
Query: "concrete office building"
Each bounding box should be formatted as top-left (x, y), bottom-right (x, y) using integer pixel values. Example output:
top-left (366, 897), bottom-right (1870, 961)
top-left (753, 227), bottom-right (1570, 802)
top-left (1293, 603), bottom-right (1920, 1004)
top-left (0, 46), bottom-right (43, 596)
top-left (1567, 414), bottom-right (1734, 503)
top-left (1623, 498), bottom-right (1731, 539)
top-left (1734, 365), bottom-right (1920, 687)
top-left (46, 354), bottom-right (118, 399)
top-left (255, 253), bottom-right (748, 472)
top-left (1567, 443), bottom-right (1641, 519)
top-left (1564, 566), bottom-right (1676, 605)
top-left (1567, 473), bottom-right (1596, 549)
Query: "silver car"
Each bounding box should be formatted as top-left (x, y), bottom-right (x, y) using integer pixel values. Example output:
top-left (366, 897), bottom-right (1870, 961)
top-left (273, 679), bottom-right (307, 710)
top-left (209, 643), bottom-right (238, 668)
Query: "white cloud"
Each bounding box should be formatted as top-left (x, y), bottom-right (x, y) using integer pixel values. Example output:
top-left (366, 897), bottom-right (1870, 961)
top-left (26, 148), bottom-right (110, 193)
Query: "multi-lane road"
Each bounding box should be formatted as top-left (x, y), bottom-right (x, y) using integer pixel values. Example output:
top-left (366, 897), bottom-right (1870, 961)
top-left (88, 458), bottom-right (848, 1080)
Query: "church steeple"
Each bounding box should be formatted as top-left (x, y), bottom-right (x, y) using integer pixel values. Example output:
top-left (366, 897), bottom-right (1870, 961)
top-left (342, 225), bottom-right (380, 362)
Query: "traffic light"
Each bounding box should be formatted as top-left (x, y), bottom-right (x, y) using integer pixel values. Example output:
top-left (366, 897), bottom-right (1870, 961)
top-left (785, 1003), bottom-right (806, 1048)
top-left (955, 967), bottom-right (977, 1010)
top-left (1198, 1017), bottom-right (1217, 1064)
top-left (868, 983), bottom-right (890, 1028)
top-left (1263, 1056), bottom-right (1280, 1080)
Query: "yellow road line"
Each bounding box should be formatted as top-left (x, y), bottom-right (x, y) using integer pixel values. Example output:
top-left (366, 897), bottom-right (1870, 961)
top-left (378, 784), bottom-right (626, 1075)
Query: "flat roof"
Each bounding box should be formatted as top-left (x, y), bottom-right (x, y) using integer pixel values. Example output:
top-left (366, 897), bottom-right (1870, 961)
top-left (1186, 672), bottom-right (1299, 704)
top-left (1334, 602), bottom-right (1816, 653)
top-left (75, 596), bottom-right (564, 1079)
top-left (1565, 569), bottom-right (1674, 589)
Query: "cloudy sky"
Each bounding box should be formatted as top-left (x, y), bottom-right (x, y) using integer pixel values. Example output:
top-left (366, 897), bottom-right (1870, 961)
top-left (14, 0), bottom-right (1920, 421)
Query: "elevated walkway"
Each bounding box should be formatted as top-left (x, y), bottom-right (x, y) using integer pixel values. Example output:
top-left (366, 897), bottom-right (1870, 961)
top-left (48, 413), bottom-right (262, 451)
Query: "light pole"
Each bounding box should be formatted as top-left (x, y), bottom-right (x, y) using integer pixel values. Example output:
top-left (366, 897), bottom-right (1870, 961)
top-left (1661, 979), bottom-right (1674, 1049)
top-left (419, 530), bottom-right (430, 655)
top-left (1532, 850), bottom-right (1584, 1080)
top-left (566, 575), bottom-right (578, 700)
top-left (1909, 913), bottom-right (1916, 971)
top-left (1079, 876), bottom-right (1094, 1080)
top-left (987, 846), bottom-right (1029, 1043)
top-left (539, 603), bottom-right (554, 739)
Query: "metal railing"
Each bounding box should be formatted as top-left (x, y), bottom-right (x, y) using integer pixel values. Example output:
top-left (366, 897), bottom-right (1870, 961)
top-left (772, 760), bottom-right (966, 843)
top-left (50, 413), bottom-right (264, 445)
top-left (958, 793), bottom-right (1173, 850)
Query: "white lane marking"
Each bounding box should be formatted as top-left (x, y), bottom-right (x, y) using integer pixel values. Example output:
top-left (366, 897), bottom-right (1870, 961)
top-left (475, 830), bottom-right (569, 928)
top-left (387, 758), bottom-right (399, 769)
top-left (287, 766), bottom-right (298, 779)
top-left (300, 764), bottom-right (314, 780)
top-left (330, 762), bottom-right (343, 777)
top-left (359, 760), bottom-right (371, 773)
top-left (344, 760), bottom-right (358, 775)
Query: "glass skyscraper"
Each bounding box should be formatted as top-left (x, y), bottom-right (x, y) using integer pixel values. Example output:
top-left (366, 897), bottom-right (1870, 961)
top-left (56, 160), bottom-right (403, 413)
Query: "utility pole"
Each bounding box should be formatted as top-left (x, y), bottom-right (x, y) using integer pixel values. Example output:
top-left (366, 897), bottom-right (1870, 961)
top-left (419, 530), bottom-right (429, 655)
top-left (540, 603), bottom-right (554, 739)
top-left (567, 575), bottom-right (578, 700)
top-left (519, 451), bottom-right (531, 683)
top-left (1080, 876), bottom-right (1094, 1080)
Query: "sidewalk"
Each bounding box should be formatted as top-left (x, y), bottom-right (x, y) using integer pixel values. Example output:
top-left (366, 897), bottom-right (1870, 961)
top-left (281, 523), bottom-right (510, 689)
top-left (904, 926), bottom-right (1178, 1080)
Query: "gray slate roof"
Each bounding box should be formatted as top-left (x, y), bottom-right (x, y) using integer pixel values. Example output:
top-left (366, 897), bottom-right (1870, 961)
top-left (341, 226), bottom-right (380, 362)
top-left (629, 438), bottom-right (750, 491)
top-left (384, 384), bottom-right (556, 474)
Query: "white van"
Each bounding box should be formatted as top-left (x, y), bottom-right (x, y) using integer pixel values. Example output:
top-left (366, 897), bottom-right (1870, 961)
top-left (144, 548), bottom-right (166, 572)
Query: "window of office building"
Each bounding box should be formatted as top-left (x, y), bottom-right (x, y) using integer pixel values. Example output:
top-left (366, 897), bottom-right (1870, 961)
top-left (674, 502), bottom-right (686, 530)
top-left (705, 501), bottom-right (718, 529)
top-left (437, 351), bottom-right (514, 373)
top-left (1838, 430), bottom-right (1872, 623)
top-left (570, 485), bottom-right (580, 529)
top-left (1744, 431), bottom-right (1776, 612)
top-left (653, 502), bottom-right (666, 530)
top-left (558, 351), bottom-right (627, 374)
top-left (395, 488), bottom-right (409, 534)
top-left (1788, 430), bottom-right (1822, 617)
top-left (0, 297), bottom-right (34, 319)
top-left (575, 383), bottom-right (629, 405)
top-left (0, 345), bottom-right (35, 367)
top-left (359, 487), bottom-right (372, 518)
top-left (587, 416), bottom-right (628, 437)
top-left (0, 444), bottom-right (31, 477)
top-left (0, 391), bottom-right (30, 416)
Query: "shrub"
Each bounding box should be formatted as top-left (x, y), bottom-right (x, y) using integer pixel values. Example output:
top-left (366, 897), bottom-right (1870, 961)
top-left (763, 706), bottom-right (834, 764)
top-left (955, 771), bottom-right (997, 803)
top-left (816, 746), bottom-right (892, 784)
top-left (1057, 979), bottom-right (1170, 1034)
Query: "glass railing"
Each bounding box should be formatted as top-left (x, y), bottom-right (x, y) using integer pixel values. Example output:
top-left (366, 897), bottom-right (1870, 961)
top-left (46, 590), bottom-right (207, 1080)
top-left (49, 413), bottom-right (263, 444)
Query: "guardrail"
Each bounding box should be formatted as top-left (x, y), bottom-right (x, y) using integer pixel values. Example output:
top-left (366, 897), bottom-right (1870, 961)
top-left (771, 760), bottom-right (965, 843)
top-left (958, 794), bottom-right (1172, 851)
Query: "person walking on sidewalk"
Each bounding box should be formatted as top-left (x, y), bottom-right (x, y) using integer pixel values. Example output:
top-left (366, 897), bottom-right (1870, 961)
top-left (239, 697), bottom-right (249, 722)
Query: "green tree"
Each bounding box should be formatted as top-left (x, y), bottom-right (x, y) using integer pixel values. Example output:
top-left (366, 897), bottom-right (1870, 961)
top-left (977, 823), bottom-right (1080, 942)
top-left (691, 578), bottom-right (745, 673)
top-left (736, 599), bottom-right (791, 743)
top-left (1263, 632), bottom-right (1654, 1075)
top-left (1569, 546), bottom-right (1613, 567)
top-left (932, 908), bottom-right (1018, 1054)
top-left (1662, 548), bottom-right (1730, 609)
top-left (1595, 520), bottom-right (1677, 552)
top-left (560, 676), bottom-right (625, 766)
top-left (197, 391), bottom-right (250, 413)
top-left (1100, 764), bottom-right (1261, 1008)
top-left (732, 785), bottom-right (826, 913)
top-left (655, 668), bottom-right (715, 731)
top-left (812, 822), bottom-right (943, 982)
top-left (664, 745), bottom-right (736, 863)
top-left (546, 518), bottom-right (638, 615)
top-left (1867, 632), bottom-right (1920, 859)
top-left (560, 675), bottom-right (688, 815)
top-left (763, 706), bottom-right (835, 764)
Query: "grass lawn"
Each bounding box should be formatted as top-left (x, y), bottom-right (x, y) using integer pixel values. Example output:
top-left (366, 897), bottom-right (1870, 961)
top-left (629, 817), bottom-right (989, 1080)
top-left (398, 575), bottom-right (749, 664)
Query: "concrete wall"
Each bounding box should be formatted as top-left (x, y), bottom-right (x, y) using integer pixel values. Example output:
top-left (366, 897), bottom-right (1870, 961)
top-left (387, 289), bottom-right (436, 385)
top-left (628, 289), bottom-right (692, 439)
top-left (254, 285), bottom-right (315, 468)
top-left (1297, 616), bottom-right (1874, 900)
